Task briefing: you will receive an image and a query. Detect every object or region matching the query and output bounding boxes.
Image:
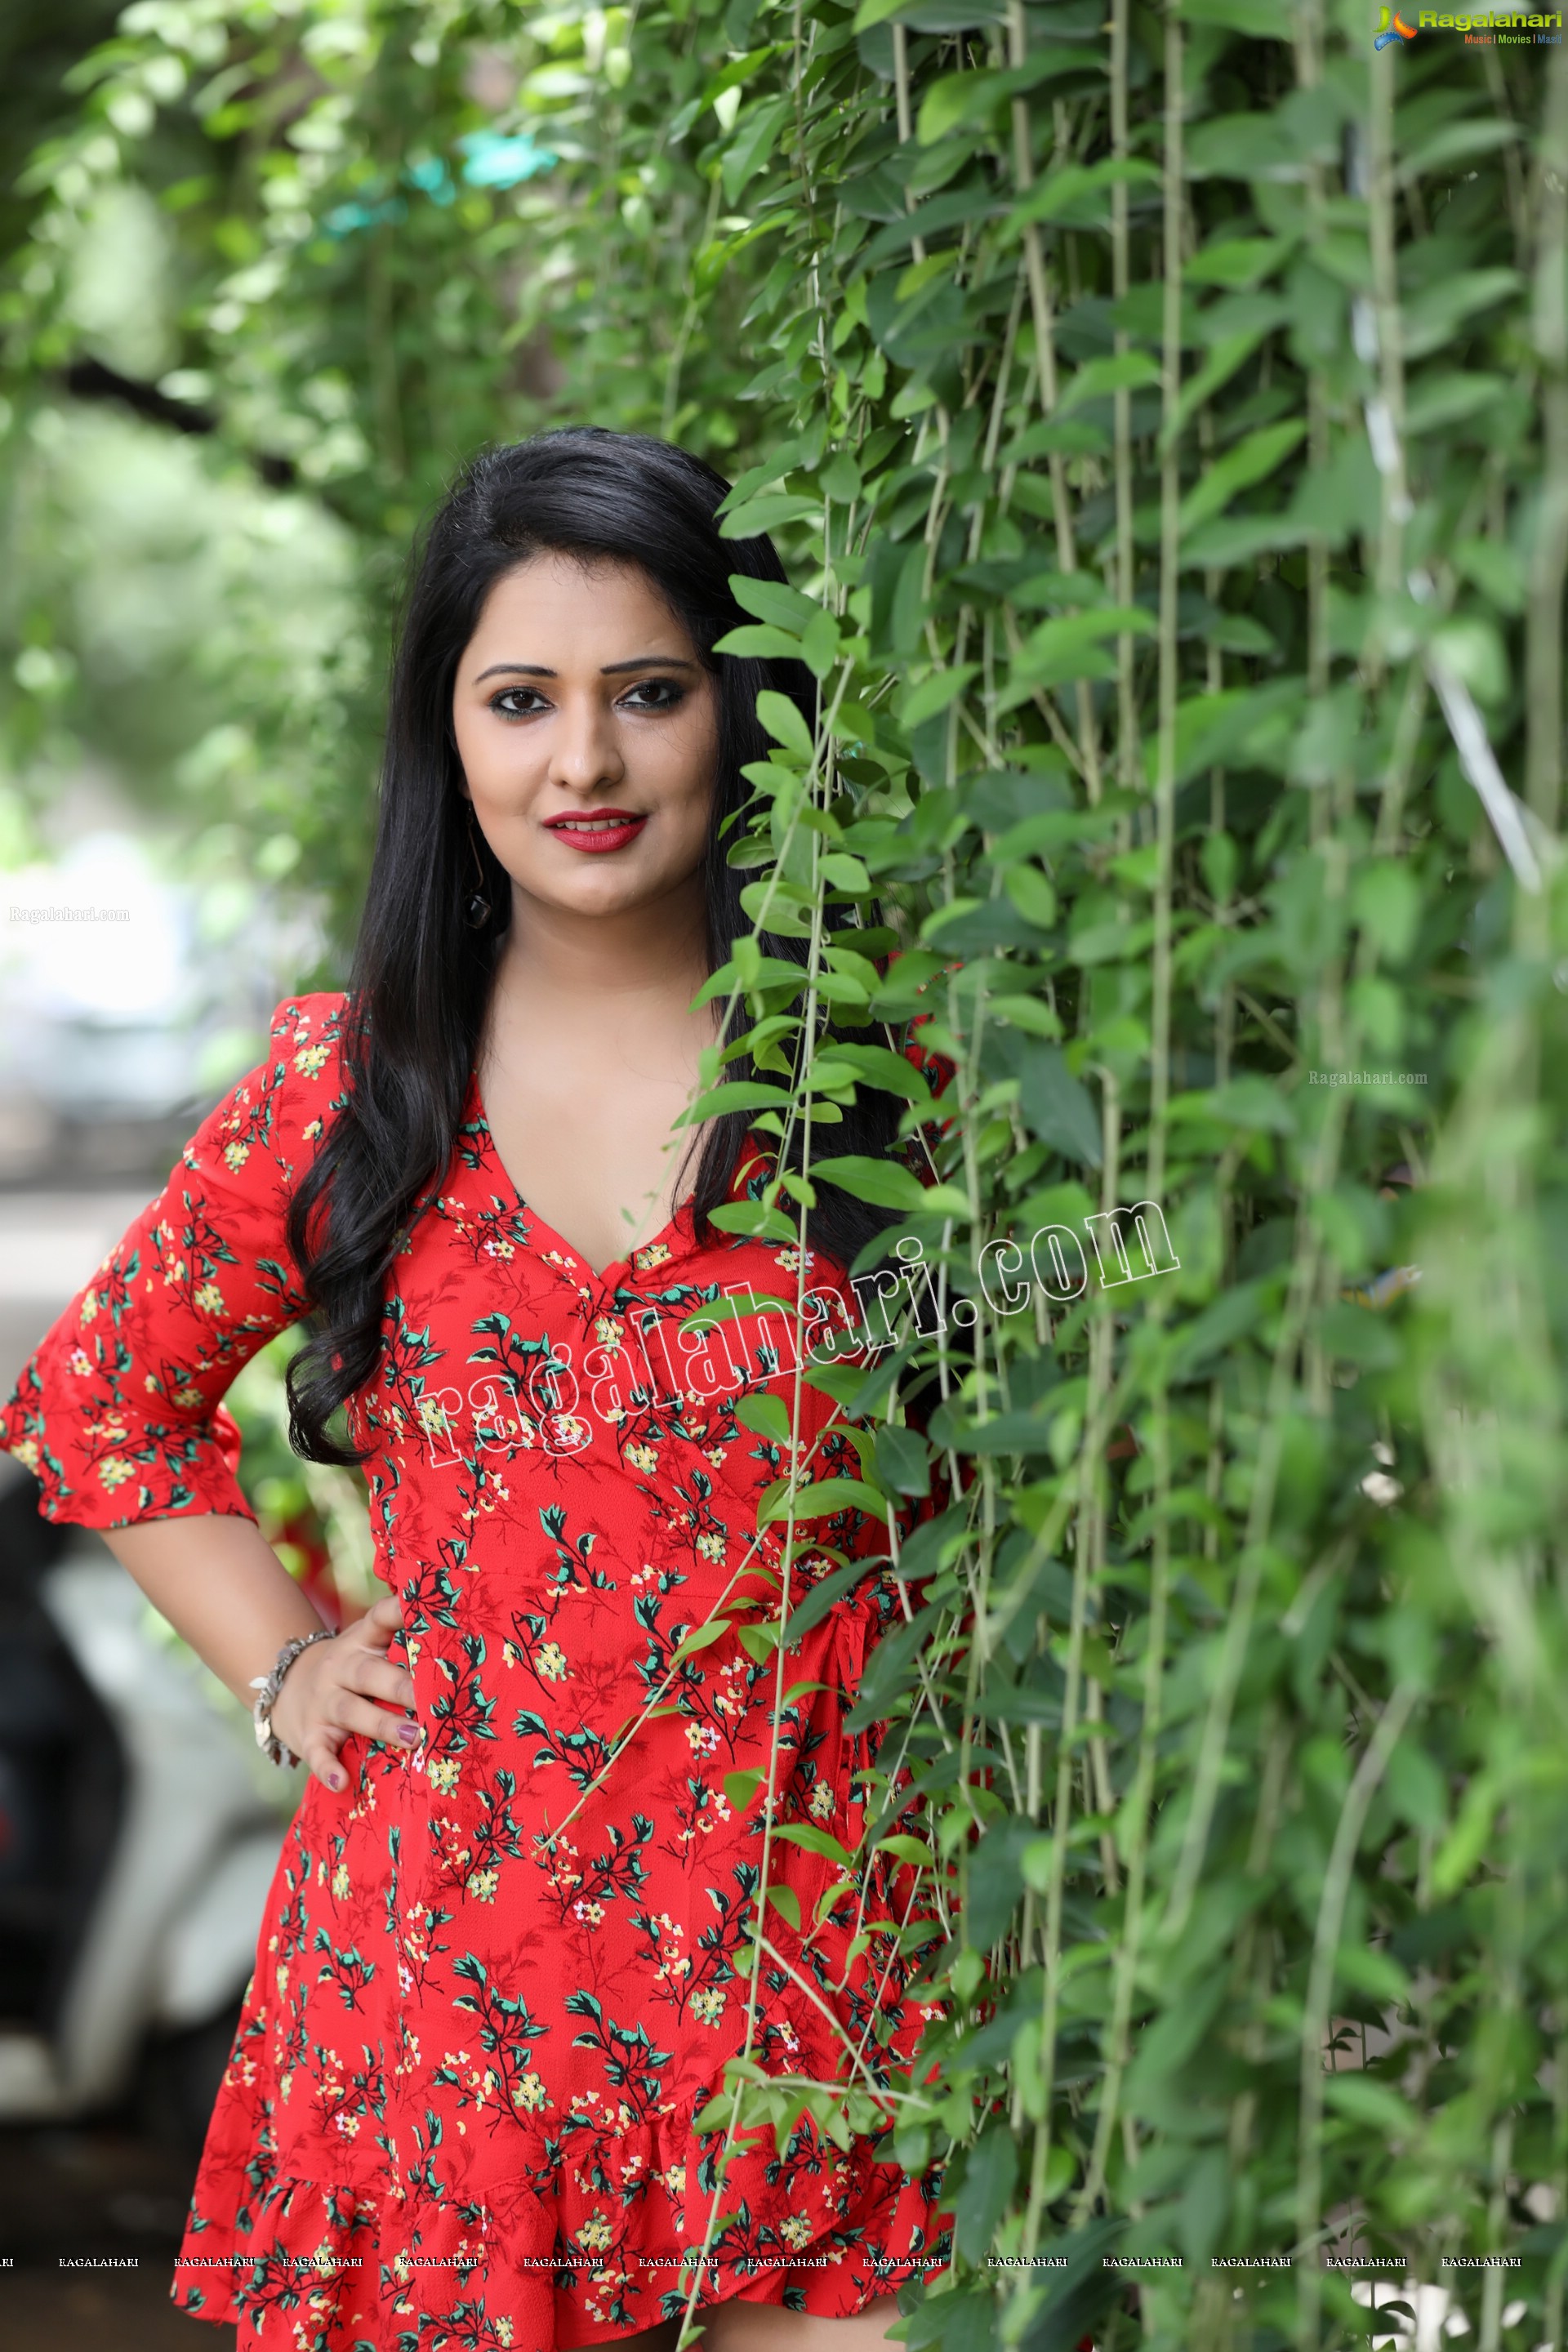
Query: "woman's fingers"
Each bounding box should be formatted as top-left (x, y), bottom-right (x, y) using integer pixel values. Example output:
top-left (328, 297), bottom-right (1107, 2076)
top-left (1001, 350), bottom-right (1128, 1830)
top-left (350, 1653), bottom-right (417, 1712)
top-left (345, 1597), bottom-right (415, 1704)
top-left (333, 1692), bottom-right (422, 1751)
top-left (340, 1637), bottom-right (416, 1713)
top-left (358, 1593), bottom-right (405, 1648)
top-left (303, 1724), bottom-right (350, 1794)
top-left (270, 1592), bottom-right (419, 1794)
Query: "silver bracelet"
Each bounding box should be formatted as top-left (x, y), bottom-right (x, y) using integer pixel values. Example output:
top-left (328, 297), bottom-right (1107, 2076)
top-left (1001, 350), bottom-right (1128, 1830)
top-left (250, 1626), bottom-right (336, 1767)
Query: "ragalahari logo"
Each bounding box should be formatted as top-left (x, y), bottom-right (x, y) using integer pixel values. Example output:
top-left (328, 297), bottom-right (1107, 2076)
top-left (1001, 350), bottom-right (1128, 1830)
top-left (1375, 6), bottom-right (1419, 40)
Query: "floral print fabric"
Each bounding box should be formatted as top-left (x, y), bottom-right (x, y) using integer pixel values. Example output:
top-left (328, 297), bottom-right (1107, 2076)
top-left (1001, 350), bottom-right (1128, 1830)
top-left (1, 994), bottom-right (949, 2349)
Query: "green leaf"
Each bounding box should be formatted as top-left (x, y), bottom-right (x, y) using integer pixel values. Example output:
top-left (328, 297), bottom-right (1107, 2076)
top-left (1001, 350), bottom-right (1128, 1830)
top-left (736, 1391), bottom-right (792, 1445)
top-left (951, 2127), bottom-right (1018, 2265)
top-left (1178, 513), bottom-right (1312, 568)
top-left (1005, 607), bottom-right (1155, 698)
top-left (1323, 2075), bottom-right (1418, 2137)
top-left (1057, 351), bottom-right (1162, 415)
top-left (1162, 326), bottom-right (1277, 450)
top-left (721, 95), bottom-right (791, 205)
top-left (684, 1080), bottom-right (793, 1120)
top-left (916, 55), bottom-right (1102, 144)
top-left (714, 623), bottom-right (803, 661)
top-left (1186, 106), bottom-right (1329, 183)
top-left (1009, 156), bottom-right (1161, 231)
top-left (1397, 118), bottom-right (1521, 185)
top-left (731, 575), bottom-right (822, 630)
top-left (784, 1559), bottom-right (873, 1643)
top-left (697, 46), bottom-right (784, 106)
top-left (1405, 372), bottom-right (1509, 436)
top-left (764, 1882), bottom-right (802, 1931)
top-left (1453, 532), bottom-right (1526, 613)
top-left (754, 689), bottom-right (816, 760)
top-left (720, 493), bottom-right (822, 540)
top-left (1401, 268), bottom-right (1522, 362)
top-left (874, 1422), bottom-right (931, 1497)
top-left (760, 1476), bottom-right (892, 1525)
top-left (774, 1821), bottom-right (857, 1869)
top-left (1013, 1044), bottom-right (1102, 1166)
top-left (724, 1767), bottom-right (764, 1811)
top-left (1432, 1772), bottom-right (1500, 1899)
top-left (1385, 1740), bottom-right (1448, 1836)
top-left (1178, 421), bottom-right (1306, 534)
top-left (801, 608), bottom-right (841, 678)
top-left (1209, 1076), bottom-right (1294, 1132)
top-left (1003, 865), bottom-right (1058, 929)
top-left (693, 952), bottom-right (813, 1005)
top-left (707, 1202), bottom-right (799, 1243)
top-left (813, 1155), bottom-right (951, 1212)
top-left (1170, 1289), bottom-right (1269, 1373)
top-left (1184, 236), bottom-right (1293, 289)
top-left (819, 852), bottom-right (871, 893)
top-left (1334, 1942), bottom-right (1414, 2006)
top-left (901, 663), bottom-right (980, 728)
top-left (670, 1618), bottom-right (730, 1663)
top-left (809, 1044), bottom-right (933, 1105)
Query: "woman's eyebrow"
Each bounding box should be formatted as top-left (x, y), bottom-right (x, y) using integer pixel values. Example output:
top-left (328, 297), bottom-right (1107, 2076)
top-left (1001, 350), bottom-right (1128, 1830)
top-left (602, 655), bottom-right (698, 675)
top-left (473, 655), bottom-right (699, 683)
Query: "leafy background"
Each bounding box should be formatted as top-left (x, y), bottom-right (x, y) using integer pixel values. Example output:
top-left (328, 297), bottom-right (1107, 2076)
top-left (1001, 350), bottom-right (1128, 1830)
top-left (4, 0), bottom-right (1568, 2345)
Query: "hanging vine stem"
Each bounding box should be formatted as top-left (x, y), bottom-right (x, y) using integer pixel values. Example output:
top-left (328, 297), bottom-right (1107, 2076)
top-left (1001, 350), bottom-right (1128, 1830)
top-left (1014, 1071), bottom-right (1122, 2278)
top-left (1071, 0), bottom-right (1185, 2233)
top-left (1527, 38), bottom-right (1568, 833)
top-left (1294, 1685), bottom-right (1418, 2352)
top-left (1006, 0), bottom-right (1102, 798)
top-left (1108, 0), bottom-right (1139, 808)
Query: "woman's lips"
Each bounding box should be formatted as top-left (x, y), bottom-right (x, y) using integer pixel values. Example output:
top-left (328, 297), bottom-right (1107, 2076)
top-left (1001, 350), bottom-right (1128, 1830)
top-left (543, 810), bottom-right (648, 853)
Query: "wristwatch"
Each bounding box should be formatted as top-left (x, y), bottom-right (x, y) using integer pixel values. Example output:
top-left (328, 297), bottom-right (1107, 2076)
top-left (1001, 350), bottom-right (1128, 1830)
top-left (250, 1627), bottom-right (337, 1766)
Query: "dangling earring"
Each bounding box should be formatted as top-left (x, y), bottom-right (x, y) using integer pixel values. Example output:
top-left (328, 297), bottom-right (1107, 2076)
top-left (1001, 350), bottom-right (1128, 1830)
top-left (464, 808), bottom-right (492, 931)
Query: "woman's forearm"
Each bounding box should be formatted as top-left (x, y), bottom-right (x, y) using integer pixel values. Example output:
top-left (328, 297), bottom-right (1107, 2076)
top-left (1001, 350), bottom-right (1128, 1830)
top-left (104, 1512), bottom-right (327, 1713)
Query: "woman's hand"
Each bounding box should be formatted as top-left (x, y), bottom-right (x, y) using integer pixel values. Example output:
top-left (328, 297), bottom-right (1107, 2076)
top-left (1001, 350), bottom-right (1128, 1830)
top-left (269, 1593), bottom-right (419, 1793)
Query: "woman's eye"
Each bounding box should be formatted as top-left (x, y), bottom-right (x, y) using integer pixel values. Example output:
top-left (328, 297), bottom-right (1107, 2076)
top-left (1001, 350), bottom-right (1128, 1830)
top-left (492, 688), bottom-right (547, 717)
top-left (622, 679), bottom-right (684, 711)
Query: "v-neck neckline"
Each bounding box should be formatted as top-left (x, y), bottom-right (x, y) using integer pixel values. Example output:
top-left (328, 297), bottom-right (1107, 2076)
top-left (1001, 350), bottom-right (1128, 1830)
top-left (463, 1069), bottom-right (693, 1293)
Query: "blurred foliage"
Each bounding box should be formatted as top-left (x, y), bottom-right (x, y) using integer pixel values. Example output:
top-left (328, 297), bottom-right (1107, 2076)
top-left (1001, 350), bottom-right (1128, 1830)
top-left (7, 2), bottom-right (1568, 2349)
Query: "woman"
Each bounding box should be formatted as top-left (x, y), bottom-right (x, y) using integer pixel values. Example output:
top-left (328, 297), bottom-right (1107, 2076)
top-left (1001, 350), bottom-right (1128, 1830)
top-left (2, 431), bottom-right (948, 2350)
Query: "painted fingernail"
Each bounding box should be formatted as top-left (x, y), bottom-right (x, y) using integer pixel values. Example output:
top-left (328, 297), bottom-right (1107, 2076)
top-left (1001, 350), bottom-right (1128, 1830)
top-left (396, 1722), bottom-right (421, 1746)
top-left (329, 1773), bottom-right (345, 1791)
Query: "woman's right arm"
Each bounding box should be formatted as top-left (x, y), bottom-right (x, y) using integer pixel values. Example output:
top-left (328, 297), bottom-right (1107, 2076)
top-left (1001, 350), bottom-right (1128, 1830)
top-left (2, 996), bottom-right (416, 1792)
top-left (104, 1514), bottom-right (416, 1793)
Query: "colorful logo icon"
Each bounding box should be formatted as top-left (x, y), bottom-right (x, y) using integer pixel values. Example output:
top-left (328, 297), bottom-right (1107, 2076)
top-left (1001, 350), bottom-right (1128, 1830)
top-left (1375, 6), bottom-right (1418, 40)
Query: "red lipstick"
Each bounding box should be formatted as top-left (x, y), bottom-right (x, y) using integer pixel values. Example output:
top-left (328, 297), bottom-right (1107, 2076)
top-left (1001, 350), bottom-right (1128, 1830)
top-left (542, 808), bottom-right (648, 853)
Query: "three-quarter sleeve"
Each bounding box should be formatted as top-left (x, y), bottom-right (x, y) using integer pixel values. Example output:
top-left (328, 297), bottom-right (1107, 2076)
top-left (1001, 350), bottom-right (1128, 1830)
top-left (0, 991), bottom-right (349, 1528)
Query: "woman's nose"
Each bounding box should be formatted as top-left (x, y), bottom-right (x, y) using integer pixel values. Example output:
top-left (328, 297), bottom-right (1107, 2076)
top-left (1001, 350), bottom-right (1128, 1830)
top-left (549, 693), bottom-right (626, 792)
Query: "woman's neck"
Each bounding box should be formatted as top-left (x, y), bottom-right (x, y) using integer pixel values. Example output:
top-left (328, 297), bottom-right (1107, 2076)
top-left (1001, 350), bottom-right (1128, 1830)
top-left (489, 878), bottom-right (710, 1031)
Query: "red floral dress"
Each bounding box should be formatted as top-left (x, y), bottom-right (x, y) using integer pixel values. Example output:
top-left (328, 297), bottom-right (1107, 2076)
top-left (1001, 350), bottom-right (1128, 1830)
top-left (1, 994), bottom-right (949, 2350)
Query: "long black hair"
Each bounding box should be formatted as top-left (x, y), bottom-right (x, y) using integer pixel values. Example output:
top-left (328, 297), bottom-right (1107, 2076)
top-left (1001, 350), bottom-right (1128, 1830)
top-left (285, 427), bottom-right (899, 1464)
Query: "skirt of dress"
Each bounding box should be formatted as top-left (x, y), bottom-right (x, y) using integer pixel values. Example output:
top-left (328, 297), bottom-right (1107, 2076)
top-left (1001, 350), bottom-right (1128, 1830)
top-left (172, 1577), bottom-right (951, 2349)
